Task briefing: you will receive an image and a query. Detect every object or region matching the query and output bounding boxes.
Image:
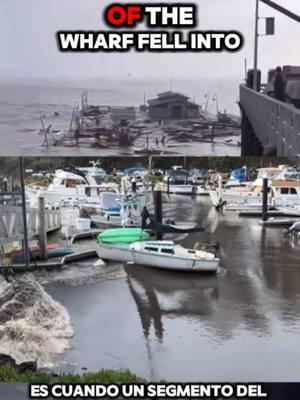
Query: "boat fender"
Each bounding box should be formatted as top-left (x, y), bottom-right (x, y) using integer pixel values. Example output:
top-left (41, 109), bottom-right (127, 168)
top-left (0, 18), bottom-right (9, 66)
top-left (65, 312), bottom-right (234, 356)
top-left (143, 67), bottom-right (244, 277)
top-left (194, 242), bottom-right (205, 251)
top-left (213, 242), bottom-right (220, 250)
top-left (215, 199), bottom-right (227, 211)
top-left (165, 219), bottom-right (176, 226)
top-left (93, 259), bottom-right (106, 267)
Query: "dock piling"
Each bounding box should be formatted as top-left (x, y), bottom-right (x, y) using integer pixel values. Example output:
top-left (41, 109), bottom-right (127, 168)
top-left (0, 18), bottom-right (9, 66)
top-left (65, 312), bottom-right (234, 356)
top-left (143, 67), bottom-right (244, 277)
top-left (217, 174), bottom-right (223, 202)
top-left (38, 196), bottom-right (48, 261)
top-left (154, 190), bottom-right (163, 240)
top-left (19, 157), bottom-right (30, 268)
top-left (262, 178), bottom-right (269, 222)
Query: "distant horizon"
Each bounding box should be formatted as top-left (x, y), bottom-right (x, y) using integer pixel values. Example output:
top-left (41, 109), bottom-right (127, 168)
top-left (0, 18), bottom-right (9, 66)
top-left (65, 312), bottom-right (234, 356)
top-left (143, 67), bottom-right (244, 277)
top-left (0, 75), bottom-right (244, 86)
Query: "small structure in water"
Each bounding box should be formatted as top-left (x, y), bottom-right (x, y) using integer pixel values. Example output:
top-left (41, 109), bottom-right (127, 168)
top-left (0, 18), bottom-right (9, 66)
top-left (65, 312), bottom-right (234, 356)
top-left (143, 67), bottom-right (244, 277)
top-left (148, 91), bottom-right (201, 120)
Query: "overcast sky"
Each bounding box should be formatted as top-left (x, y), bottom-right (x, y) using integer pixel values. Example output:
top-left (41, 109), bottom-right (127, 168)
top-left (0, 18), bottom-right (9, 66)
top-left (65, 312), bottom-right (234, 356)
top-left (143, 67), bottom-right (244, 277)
top-left (0, 0), bottom-right (299, 82)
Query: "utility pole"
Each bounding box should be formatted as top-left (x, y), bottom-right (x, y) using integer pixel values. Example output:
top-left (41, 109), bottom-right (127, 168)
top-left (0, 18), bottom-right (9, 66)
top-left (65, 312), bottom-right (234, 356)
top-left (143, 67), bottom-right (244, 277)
top-left (19, 157), bottom-right (30, 268)
top-left (253, 0), bottom-right (260, 92)
top-left (253, 0), bottom-right (300, 91)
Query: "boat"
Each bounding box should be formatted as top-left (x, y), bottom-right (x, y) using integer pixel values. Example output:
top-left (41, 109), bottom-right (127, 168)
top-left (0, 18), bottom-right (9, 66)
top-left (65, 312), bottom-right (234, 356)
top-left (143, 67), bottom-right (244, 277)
top-left (161, 169), bottom-right (194, 195)
top-left (141, 206), bottom-right (205, 234)
top-left (91, 198), bottom-right (142, 228)
top-left (123, 168), bottom-right (148, 196)
top-left (259, 218), bottom-right (300, 227)
top-left (98, 228), bottom-right (150, 244)
top-left (209, 166), bottom-right (300, 208)
top-left (26, 168), bottom-right (119, 207)
top-left (224, 166), bottom-right (252, 189)
top-left (77, 162), bottom-right (107, 184)
top-left (10, 244), bottom-right (73, 263)
top-left (190, 169), bottom-right (210, 195)
top-left (210, 179), bottom-right (300, 208)
top-left (145, 219), bottom-right (204, 234)
top-left (95, 240), bottom-right (219, 272)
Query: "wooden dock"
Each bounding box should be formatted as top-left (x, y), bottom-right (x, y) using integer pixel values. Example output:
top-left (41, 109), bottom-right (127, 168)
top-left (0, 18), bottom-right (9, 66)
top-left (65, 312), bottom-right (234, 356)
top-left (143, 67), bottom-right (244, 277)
top-left (0, 243), bottom-right (97, 274)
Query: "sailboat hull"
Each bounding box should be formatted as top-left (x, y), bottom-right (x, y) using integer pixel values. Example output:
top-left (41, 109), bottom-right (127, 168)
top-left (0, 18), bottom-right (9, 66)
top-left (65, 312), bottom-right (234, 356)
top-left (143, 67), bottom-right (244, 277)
top-left (95, 243), bottom-right (219, 272)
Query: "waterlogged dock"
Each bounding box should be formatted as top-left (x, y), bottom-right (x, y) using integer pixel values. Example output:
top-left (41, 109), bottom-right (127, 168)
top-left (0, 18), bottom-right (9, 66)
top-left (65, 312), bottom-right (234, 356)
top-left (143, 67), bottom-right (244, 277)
top-left (0, 242), bottom-right (97, 273)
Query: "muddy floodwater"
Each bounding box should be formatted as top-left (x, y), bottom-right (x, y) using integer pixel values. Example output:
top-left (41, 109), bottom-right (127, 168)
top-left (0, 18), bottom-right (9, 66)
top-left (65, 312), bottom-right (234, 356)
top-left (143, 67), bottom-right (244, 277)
top-left (35, 195), bottom-right (300, 382)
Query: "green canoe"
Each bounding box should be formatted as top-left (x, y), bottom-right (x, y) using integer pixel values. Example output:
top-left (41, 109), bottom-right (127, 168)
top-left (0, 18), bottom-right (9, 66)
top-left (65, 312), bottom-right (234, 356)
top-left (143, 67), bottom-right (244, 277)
top-left (97, 228), bottom-right (150, 244)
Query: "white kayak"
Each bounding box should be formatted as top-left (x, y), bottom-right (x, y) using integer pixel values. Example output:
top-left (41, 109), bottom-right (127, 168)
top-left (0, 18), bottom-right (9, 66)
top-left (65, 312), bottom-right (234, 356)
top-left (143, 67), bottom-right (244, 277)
top-left (95, 240), bottom-right (219, 272)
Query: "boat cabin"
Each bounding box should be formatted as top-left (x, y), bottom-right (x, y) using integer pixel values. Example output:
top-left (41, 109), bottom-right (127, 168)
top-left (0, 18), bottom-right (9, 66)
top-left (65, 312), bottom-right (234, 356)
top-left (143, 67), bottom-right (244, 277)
top-left (271, 180), bottom-right (300, 201)
top-left (164, 170), bottom-right (192, 185)
top-left (48, 170), bottom-right (119, 199)
top-left (137, 241), bottom-right (177, 255)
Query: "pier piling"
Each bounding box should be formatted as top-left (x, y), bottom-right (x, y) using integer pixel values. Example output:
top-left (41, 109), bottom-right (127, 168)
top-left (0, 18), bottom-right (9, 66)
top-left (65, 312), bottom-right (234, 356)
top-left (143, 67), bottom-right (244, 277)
top-left (262, 178), bottom-right (269, 222)
top-left (38, 196), bottom-right (48, 261)
top-left (19, 157), bottom-right (30, 268)
top-left (154, 190), bottom-right (163, 240)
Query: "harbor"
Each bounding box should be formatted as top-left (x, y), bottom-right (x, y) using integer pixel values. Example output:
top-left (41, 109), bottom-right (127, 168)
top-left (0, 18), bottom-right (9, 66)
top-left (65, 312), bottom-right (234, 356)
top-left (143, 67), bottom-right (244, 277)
top-left (1, 157), bottom-right (300, 380)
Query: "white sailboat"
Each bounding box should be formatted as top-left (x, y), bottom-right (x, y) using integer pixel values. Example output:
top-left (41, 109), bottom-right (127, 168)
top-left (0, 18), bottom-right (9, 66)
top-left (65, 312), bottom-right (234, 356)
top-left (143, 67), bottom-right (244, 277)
top-left (95, 241), bottom-right (220, 272)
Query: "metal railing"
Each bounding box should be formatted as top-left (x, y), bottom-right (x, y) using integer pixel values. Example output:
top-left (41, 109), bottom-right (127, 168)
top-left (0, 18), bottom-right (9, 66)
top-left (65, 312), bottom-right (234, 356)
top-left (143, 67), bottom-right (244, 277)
top-left (240, 84), bottom-right (300, 156)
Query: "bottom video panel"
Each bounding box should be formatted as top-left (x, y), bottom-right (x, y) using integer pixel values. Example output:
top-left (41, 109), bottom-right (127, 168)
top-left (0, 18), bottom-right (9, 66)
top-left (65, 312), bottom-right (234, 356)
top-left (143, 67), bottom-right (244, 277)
top-left (1, 156), bottom-right (300, 388)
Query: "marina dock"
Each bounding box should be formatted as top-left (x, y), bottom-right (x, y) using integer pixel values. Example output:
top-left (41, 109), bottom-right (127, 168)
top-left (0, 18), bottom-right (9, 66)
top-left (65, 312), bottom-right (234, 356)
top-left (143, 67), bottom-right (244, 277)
top-left (0, 243), bottom-right (97, 273)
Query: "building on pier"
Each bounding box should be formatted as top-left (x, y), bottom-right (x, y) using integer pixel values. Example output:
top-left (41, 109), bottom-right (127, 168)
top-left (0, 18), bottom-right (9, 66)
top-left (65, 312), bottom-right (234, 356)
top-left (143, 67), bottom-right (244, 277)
top-left (148, 91), bottom-right (200, 120)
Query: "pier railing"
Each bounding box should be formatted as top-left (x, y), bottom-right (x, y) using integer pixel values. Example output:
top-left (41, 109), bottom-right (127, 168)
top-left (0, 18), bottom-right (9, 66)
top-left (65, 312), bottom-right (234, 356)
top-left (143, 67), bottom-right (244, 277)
top-left (0, 206), bottom-right (61, 245)
top-left (240, 84), bottom-right (300, 156)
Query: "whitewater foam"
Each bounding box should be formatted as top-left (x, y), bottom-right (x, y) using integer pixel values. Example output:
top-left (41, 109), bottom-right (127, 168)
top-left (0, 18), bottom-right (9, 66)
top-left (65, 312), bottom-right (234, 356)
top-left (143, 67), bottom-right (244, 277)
top-left (0, 277), bottom-right (73, 368)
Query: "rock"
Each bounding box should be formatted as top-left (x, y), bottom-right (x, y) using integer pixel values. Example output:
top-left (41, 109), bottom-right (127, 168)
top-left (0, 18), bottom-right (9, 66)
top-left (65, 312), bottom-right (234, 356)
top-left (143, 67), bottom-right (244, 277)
top-left (0, 354), bottom-right (37, 373)
top-left (0, 354), bottom-right (17, 368)
top-left (17, 361), bottom-right (37, 373)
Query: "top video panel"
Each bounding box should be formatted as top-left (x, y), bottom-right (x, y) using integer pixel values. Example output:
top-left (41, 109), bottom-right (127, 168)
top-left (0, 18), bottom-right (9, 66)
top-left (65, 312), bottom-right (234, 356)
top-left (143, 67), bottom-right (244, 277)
top-left (0, 0), bottom-right (299, 156)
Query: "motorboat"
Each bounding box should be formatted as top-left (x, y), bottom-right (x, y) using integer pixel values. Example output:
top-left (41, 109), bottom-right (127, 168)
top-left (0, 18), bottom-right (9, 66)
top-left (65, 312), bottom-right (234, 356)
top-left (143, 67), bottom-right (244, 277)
top-left (95, 239), bottom-right (219, 272)
top-left (26, 168), bottom-right (119, 207)
top-left (77, 163), bottom-right (107, 184)
top-left (91, 197), bottom-right (143, 228)
top-left (123, 167), bottom-right (148, 196)
top-left (190, 169), bottom-right (210, 195)
top-left (161, 169), bottom-right (194, 195)
top-left (224, 166), bottom-right (252, 190)
top-left (209, 179), bottom-right (300, 208)
top-left (209, 166), bottom-right (300, 208)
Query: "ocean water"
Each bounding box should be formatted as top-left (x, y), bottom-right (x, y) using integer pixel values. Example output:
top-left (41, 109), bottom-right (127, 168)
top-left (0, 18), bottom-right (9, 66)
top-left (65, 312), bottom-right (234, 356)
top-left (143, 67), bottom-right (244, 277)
top-left (0, 78), bottom-right (241, 156)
